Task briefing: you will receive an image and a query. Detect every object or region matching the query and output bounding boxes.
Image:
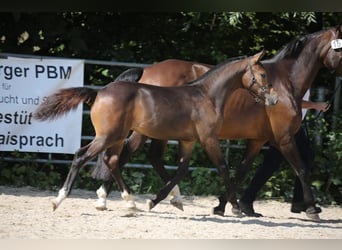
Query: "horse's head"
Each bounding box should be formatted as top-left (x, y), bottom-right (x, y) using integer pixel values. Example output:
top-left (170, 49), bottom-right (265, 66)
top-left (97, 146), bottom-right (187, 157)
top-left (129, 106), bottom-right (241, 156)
top-left (322, 25), bottom-right (342, 75)
top-left (243, 50), bottom-right (278, 106)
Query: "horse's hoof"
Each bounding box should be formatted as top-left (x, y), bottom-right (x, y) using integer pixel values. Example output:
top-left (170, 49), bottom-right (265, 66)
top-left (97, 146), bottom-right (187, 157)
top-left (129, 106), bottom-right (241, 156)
top-left (305, 212), bottom-right (320, 221)
top-left (245, 211), bottom-right (263, 217)
top-left (171, 200), bottom-right (184, 211)
top-left (120, 207), bottom-right (141, 217)
top-left (147, 199), bottom-right (154, 211)
top-left (213, 207), bottom-right (225, 216)
top-left (231, 206), bottom-right (242, 215)
top-left (128, 207), bottom-right (143, 213)
top-left (95, 206), bottom-right (107, 211)
top-left (305, 206), bottom-right (321, 221)
top-left (306, 206), bottom-right (322, 214)
top-left (95, 200), bottom-right (107, 211)
top-left (52, 201), bottom-right (58, 211)
top-left (291, 202), bottom-right (322, 214)
top-left (238, 200), bottom-right (263, 217)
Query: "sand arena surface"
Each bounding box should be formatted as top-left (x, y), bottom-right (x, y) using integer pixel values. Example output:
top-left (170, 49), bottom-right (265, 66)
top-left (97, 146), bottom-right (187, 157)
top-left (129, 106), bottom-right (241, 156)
top-left (0, 185), bottom-right (341, 239)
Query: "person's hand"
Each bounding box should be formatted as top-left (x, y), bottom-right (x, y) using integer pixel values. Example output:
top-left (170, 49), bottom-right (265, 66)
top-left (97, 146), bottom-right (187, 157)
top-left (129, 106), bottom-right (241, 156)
top-left (315, 102), bottom-right (330, 112)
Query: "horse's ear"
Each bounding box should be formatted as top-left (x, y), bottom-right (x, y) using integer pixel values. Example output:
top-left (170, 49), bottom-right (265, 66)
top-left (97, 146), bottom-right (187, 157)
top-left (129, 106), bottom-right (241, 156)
top-left (251, 49), bottom-right (266, 64)
top-left (336, 25), bottom-right (341, 38)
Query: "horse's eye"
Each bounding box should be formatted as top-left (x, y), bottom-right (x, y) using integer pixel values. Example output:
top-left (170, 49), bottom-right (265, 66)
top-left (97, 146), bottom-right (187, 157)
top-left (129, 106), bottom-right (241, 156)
top-left (260, 73), bottom-right (266, 79)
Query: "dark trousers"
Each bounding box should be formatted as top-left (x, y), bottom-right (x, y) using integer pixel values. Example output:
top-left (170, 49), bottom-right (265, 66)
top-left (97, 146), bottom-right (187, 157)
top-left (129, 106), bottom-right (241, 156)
top-left (240, 126), bottom-right (314, 204)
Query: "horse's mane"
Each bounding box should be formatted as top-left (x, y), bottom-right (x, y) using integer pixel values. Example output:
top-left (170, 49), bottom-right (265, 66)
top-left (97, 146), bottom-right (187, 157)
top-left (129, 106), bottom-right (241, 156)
top-left (266, 29), bottom-right (326, 62)
top-left (189, 55), bottom-right (247, 85)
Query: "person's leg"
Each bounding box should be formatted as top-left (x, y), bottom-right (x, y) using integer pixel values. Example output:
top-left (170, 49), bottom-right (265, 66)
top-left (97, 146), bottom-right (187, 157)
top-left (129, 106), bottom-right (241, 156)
top-left (291, 126), bottom-right (320, 213)
top-left (239, 145), bottom-right (285, 215)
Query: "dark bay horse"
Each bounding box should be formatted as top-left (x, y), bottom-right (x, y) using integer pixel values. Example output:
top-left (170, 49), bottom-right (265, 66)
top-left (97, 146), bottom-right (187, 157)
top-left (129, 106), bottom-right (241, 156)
top-left (91, 60), bottom-right (213, 210)
top-left (34, 51), bottom-right (278, 211)
top-left (92, 25), bottom-right (342, 220)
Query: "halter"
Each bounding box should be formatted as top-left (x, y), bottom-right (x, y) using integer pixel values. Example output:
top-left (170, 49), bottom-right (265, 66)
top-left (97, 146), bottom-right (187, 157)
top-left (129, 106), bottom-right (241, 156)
top-left (331, 26), bottom-right (342, 52)
top-left (246, 58), bottom-right (270, 103)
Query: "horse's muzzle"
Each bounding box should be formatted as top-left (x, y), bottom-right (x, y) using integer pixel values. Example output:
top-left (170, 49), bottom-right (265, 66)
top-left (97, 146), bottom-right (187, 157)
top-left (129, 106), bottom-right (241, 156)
top-left (264, 89), bottom-right (278, 106)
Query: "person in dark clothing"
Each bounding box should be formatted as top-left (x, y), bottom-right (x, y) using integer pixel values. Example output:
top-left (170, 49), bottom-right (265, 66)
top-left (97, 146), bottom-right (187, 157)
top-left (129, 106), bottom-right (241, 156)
top-left (238, 92), bottom-right (330, 217)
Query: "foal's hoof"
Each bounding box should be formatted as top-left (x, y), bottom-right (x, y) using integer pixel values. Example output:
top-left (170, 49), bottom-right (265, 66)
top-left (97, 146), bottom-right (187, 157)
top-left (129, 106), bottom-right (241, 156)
top-left (128, 206), bottom-right (143, 213)
top-left (95, 199), bottom-right (107, 211)
top-left (95, 206), bottom-right (107, 211)
top-left (212, 206), bottom-right (225, 216)
top-left (120, 207), bottom-right (141, 217)
top-left (51, 201), bottom-right (58, 212)
top-left (147, 199), bottom-right (155, 211)
top-left (239, 200), bottom-right (263, 217)
top-left (171, 200), bottom-right (184, 211)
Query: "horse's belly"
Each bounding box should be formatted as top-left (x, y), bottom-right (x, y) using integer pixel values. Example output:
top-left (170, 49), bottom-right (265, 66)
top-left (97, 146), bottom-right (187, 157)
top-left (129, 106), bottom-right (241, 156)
top-left (134, 128), bottom-right (194, 141)
top-left (133, 120), bottom-right (195, 141)
top-left (218, 127), bottom-right (263, 140)
top-left (217, 118), bottom-right (270, 140)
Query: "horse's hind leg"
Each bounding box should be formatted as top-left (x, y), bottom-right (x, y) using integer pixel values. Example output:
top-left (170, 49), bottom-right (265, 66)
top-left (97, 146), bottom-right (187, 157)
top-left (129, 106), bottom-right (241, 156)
top-left (147, 140), bottom-right (195, 211)
top-left (95, 132), bottom-right (148, 210)
top-left (147, 139), bottom-right (183, 209)
top-left (95, 181), bottom-right (113, 211)
top-left (53, 138), bottom-right (106, 211)
top-left (103, 141), bottom-right (138, 210)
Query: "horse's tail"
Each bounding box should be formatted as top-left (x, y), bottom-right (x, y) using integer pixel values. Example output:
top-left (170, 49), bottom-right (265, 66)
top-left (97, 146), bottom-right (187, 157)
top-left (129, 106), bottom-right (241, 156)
top-left (90, 151), bottom-right (113, 181)
top-left (34, 87), bottom-right (97, 121)
top-left (114, 67), bottom-right (144, 82)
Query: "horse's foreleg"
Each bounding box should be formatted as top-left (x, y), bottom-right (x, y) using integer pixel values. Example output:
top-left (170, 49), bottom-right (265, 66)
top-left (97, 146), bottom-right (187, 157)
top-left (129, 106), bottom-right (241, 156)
top-left (201, 137), bottom-right (233, 217)
top-left (219, 139), bottom-right (265, 216)
top-left (147, 140), bottom-right (195, 211)
top-left (147, 139), bottom-right (183, 209)
top-left (280, 139), bottom-right (320, 220)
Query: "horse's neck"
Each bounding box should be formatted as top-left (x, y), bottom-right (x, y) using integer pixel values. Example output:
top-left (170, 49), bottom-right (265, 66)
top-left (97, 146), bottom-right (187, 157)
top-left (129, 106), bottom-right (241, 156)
top-left (292, 54), bottom-right (323, 98)
top-left (284, 37), bottom-right (327, 99)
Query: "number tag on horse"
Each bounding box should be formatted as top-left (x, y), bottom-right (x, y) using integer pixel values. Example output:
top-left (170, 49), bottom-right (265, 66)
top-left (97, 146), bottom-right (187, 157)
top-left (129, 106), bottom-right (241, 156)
top-left (331, 39), bottom-right (342, 50)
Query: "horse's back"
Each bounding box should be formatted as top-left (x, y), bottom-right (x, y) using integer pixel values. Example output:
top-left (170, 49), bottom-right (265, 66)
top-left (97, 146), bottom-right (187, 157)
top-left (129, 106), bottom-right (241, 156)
top-left (114, 67), bottom-right (144, 82)
top-left (140, 59), bottom-right (211, 86)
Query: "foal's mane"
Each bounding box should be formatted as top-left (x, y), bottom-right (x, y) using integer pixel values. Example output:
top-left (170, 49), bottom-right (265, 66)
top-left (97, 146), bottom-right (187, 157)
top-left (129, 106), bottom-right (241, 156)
top-left (188, 55), bottom-right (247, 85)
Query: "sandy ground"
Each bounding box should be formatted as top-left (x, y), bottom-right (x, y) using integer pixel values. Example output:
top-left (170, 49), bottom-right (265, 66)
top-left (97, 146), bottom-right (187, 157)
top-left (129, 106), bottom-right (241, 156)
top-left (0, 185), bottom-right (341, 239)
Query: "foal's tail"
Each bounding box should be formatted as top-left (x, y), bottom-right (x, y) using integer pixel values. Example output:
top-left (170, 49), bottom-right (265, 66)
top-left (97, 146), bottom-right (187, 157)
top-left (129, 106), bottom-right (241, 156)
top-left (34, 87), bottom-right (97, 121)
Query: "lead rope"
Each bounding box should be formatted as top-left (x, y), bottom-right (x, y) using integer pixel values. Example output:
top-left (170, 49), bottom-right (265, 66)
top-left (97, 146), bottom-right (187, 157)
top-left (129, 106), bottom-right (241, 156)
top-left (303, 78), bottom-right (341, 143)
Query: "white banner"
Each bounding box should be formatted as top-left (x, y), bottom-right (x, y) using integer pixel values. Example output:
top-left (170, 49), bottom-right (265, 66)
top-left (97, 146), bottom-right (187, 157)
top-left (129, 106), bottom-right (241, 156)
top-left (0, 57), bottom-right (84, 154)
